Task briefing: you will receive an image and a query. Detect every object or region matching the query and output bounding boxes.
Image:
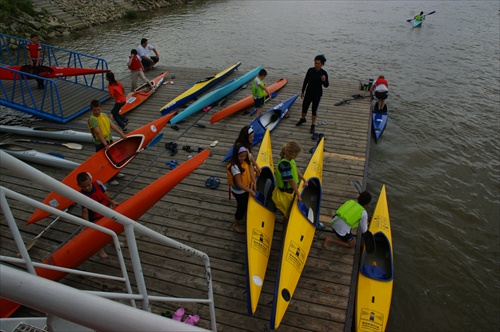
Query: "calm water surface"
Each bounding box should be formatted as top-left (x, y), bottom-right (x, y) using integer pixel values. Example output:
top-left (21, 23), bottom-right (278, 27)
top-left (3, 1), bottom-right (499, 331)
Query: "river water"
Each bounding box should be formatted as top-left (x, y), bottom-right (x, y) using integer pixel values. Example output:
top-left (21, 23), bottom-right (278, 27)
top-left (2, 0), bottom-right (499, 331)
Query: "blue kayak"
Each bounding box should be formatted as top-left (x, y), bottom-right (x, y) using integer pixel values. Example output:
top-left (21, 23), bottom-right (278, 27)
top-left (413, 20), bottom-right (422, 27)
top-left (222, 93), bottom-right (300, 162)
top-left (372, 99), bottom-right (388, 143)
top-left (170, 66), bottom-right (262, 124)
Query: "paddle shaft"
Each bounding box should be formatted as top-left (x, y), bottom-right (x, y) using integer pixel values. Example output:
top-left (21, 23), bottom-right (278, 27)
top-left (351, 179), bottom-right (375, 254)
top-left (14, 139), bottom-right (82, 150)
top-left (248, 91), bottom-right (279, 116)
top-left (26, 208), bottom-right (69, 250)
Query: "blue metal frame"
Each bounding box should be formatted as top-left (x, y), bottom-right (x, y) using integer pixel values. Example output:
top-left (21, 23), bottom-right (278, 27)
top-left (0, 33), bottom-right (109, 123)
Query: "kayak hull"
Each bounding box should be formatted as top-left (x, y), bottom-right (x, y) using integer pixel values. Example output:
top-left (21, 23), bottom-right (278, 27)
top-left (0, 143), bottom-right (80, 170)
top-left (170, 66), bottom-right (263, 124)
top-left (0, 65), bottom-right (110, 80)
top-left (119, 72), bottom-right (168, 115)
top-left (270, 138), bottom-right (324, 330)
top-left (0, 125), bottom-right (105, 143)
top-left (371, 100), bottom-right (388, 143)
top-left (356, 185), bottom-right (393, 332)
top-left (222, 93), bottom-right (299, 162)
top-left (159, 62), bottom-right (241, 115)
top-left (246, 129), bottom-right (276, 315)
top-left (210, 78), bottom-right (288, 124)
top-left (413, 20), bottom-right (422, 27)
top-left (27, 113), bottom-right (175, 224)
top-left (0, 150), bottom-right (210, 318)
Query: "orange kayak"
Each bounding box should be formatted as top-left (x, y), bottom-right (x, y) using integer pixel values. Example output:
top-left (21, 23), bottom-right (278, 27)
top-left (0, 150), bottom-right (210, 318)
top-left (118, 72), bottom-right (168, 115)
top-left (27, 113), bottom-right (175, 224)
top-left (0, 65), bottom-right (110, 80)
top-left (209, 78), bottom-right (288, 124)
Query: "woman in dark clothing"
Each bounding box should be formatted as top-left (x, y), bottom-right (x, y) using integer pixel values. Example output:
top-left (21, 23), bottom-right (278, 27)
top-left (296, 54), bottom-right (329, 134)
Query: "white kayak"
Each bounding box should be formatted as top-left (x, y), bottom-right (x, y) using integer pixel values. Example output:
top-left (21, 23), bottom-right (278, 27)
top-left (0, 125), bottom-right (118, 143)
top-left (0, 143), bottom-right (80, 170)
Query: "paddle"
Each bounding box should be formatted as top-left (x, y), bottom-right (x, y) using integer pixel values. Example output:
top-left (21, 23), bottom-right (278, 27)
top-left (334, 94), bottom-right (370, 106)
top-left (25, 209), bottom-right (69, 251)
top-left (352, 179), bottom-right (375, 254)
top-left (185, 75), bottom-right (215, 88)
top-left (407, 10), bottom-right (436, 22)
top-left (145, 132), bottom-right (163, 149)
top-left (14, 139), bottom-right (83, 150)
top-left (246, 91), bottom-right (279, 116)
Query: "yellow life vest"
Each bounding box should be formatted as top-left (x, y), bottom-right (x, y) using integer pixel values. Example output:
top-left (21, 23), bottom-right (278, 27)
top-left (226, 161), bottom-right (252, 188)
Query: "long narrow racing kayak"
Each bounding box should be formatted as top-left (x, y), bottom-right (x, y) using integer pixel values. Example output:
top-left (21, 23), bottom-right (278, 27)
top-left (222, 93), bottom-right (299, 162)
top-left (0, 125), bottom-right (117, 143)
top-left (0, 150), bottom-right (210, 318)
top-left (0, 65), bottom-right (110, 80)
top-left (270, 137), bottom-right (324, 330)
top-left (371, 98), bottom-right (388, 143)
top-left (170, 66), bottom-right (262, 124)
top-left (356, 185), bottom-right (393, 332)
top-left (0, 143), bottom-right (80, 170)
top-left (119, 72), bottom-right (168, 115)
top-left (210, 78), bottom-right (288, 124)
top-left (27, 113), bottom-right (175, 224)
top-left (246, 129), bottom-right (277, 315)
top-left (159, 62), bottom-right (241, 115)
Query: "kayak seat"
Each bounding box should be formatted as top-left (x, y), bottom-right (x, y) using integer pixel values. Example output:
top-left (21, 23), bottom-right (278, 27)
top-left (361, 265), bottom-right (388, 281)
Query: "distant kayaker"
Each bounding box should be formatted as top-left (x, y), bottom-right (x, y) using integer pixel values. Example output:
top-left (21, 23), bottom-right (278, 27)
top-left (414, 11), bottom-right (424, 21)
top-left (87, 99), bottom-right (127, 185)
top-left (323, 191), bottom-right (372, 249)
top-left (127, 49), bottom-right (154, 92)
top-left (272, 141), bottom-right (308, 233)
top-left (137, 38), bottom-right (160, 71)
top-left (26, 33), bottom-right (44, 89)
top-left (226, 143), bottom-right (256, 233)
top-left (296, 54), bottom-right (329, 134)
top-left (370, 75), bottom-right (389, 112)
top-left (76, 172), bottom-right (120, 258)
top-left (252, 68), bottom-right (272, 117)
top-left (105, 72), bottom-right (130, 132)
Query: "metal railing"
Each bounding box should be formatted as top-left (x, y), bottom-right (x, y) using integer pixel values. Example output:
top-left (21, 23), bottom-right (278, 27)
top-left (0, 151), bottom-right (216, 331)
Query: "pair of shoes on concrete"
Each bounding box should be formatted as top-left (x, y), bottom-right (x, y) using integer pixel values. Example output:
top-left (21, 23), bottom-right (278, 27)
top-left (296, 118), bottom-right (306, 126)
top-left (172, 308), bottom-right (200, 325)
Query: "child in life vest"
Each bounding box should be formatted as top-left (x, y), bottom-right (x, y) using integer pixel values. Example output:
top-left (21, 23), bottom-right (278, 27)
top-left (226, 143), bottom-right (256, 233)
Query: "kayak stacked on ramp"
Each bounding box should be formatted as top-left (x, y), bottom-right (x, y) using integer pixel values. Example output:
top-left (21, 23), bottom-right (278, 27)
top-left (159, 62), bottom-right (241, 115)
top-left (119, 72), bottom-right (168, 115)
top-left (210, 78), bottom-right (288, 124)
top-left (270, 137), bottom-right (324, 330)
top-left (371, 98), bottom-right (388, 143)
top-left (222, 93), bottom-right (299, 162)
top-left (170, 66), bottom-right (263, 125)
top-left (0, 143), bottom-right (80, 170)
top-left (0, 125), bottom-right (111, 143)
top-left (246, 129), bottom-right (277, 315)
top-left (356, 185), bottom-right (393, 332)
top-left (0, 65), bottom-right (110, 80)
top-left (0, 150), bottom-right (210, 318)
top-left (27, 113), bottom-right (175, 224)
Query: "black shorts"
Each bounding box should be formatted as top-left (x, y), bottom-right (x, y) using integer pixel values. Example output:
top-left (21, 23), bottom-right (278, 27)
top-left (253, 97), bottom-right (265, 108)
top-left (375, 91), bottom-right (388, 100)
top-left (333, 229), bottom-right (355, 242)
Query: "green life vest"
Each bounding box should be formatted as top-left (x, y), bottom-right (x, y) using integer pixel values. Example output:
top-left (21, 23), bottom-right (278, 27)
top-left (335, 200), bottom-right (365, 227)
top-left (275, 158), bottom-right (298, 189)
top-left (415, 14), bottom-right (423, 21)
top-left (252, 77), bottom-right (266, 98)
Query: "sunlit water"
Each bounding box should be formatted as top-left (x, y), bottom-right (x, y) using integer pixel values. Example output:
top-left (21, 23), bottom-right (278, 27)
top-left (2, 1), bottom-right (499, 330)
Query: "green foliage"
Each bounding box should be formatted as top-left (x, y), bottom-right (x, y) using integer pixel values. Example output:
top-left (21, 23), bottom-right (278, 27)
top-left (0, 0), bottom-right (35, 17)
top-left (122, 10), bottom-right (138, 20)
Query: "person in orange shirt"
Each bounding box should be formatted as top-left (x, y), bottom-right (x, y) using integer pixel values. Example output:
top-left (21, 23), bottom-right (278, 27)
top-left (105, 72), bottom-right (130, 132)
top-left (26, 33), bottom-right (44, 89)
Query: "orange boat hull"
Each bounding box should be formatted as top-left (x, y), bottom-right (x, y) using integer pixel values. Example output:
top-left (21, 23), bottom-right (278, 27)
top-left (119, 72), bottom-right (168, 115)
top-left (209, 78), bottom-right (288, 124)
top-left (0, 149), bottom-right (210, 318)
top-left (27, 113), bottom-right (175, 224)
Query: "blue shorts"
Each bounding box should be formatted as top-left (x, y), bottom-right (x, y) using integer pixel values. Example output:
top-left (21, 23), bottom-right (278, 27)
top-left (253, 97), bottom-right (265, 108)
top-left (333, 229), bottom-right (355, 242)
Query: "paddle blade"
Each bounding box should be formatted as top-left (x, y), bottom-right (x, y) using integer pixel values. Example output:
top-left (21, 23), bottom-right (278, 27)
top-left (63, 143), bottom-right (83, 150)
top-left (427, 10), bottom-right (436, 15)
top-left (146, 133), bottom-right (163, 149)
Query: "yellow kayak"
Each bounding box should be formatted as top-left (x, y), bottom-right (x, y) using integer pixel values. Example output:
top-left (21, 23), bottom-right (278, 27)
top-left (246, 128), bottom-right (276, 315)
top-left (356, 185), bottom-right (393, 332)
top-left (159, 62), bottom-right (241, 115)
top-left (270, 137), bottom-right (324, 330)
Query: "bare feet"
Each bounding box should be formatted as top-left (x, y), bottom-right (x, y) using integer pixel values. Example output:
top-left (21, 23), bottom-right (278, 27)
top-left (98, 249), bottom-right (108, 259)
top-left (323, 236), bottom-right (331, 248)
top-left (232, 222), bottom-right (245, 234)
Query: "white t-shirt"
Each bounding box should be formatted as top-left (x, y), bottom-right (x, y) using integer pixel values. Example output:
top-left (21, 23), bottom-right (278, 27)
top-left (331, 210), bottom-right (368, 236)
top-left (137, 44), bottom-right (155, 58)
top-left (230, 164), bottom-right (246, 194)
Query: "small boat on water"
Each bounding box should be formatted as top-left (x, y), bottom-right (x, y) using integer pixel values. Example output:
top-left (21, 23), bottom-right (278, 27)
top-left (371, 98), bottom-right (388, 143)
top-left (0, 150), bottom-right (210, 318)
top-left (0, 125), bottom-right (112, 143)
top-left (356, 184), bottom-right (393, 332)
top-left (413, 20), bottom-right (423, 27)
top-left (170, 66), bottom-right (262, 125)
top-left (118, 72), bottom-right (168, 115)
top-left (0, 65), bottom-right (110, 80)
top-left (246, 129), bottom-right (277, 315)
top-left (210, 78), bottom-right (288, 124)
top-left (27, 113), bottom-right (175, 224)
top-left (0, 143), bottom-right (80, 170)
top-left (222, 93), bottom-right (299, 162)
top-left (270, 137), bottom-right (324, 330)
top-left (159, 62), bottom-right (241, 115)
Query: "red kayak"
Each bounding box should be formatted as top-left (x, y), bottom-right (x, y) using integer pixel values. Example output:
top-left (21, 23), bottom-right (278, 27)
top-left (27, 113), bottom-right (175, 224)
top-left (119, 72), bottom-right (168, 115)
top-left (0, 65), bottom-right (110, 80)
top-left (0, 149), bottom-right (210, 318)
top-left (209, 78), bottom-right (288, 124)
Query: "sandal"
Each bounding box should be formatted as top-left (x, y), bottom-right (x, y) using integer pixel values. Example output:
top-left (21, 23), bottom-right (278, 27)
top-left (170, 147), bottom-right (178, 156)
top-left (205, 176), bottom-right (215, 188)
top-left (171, 125), bottom-right (179, 131)
top-left (182, 145), bottom-right (191, 152)
top-left (210, 178), bottom-right (220, 189)
top-left (183, 314), bottom-right (200, 325)
top-left (172, 308), bottom-right (184, 321)
top-left (210, 140), bottom-right (218, 147)
top-left (311, 133), bottom-right (319, 141)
